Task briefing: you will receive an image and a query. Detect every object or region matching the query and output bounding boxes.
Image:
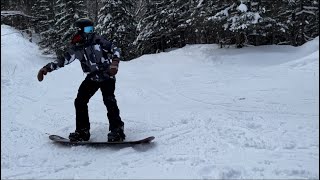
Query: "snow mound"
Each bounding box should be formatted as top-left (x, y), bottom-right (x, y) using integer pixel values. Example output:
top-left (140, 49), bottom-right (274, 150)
top-left (279, 36), bottom-right (319, 70)
top-left (281, 51), bottom-right (319, 71)
top-left (1, 25), bottom-right (47, 79)
top-left (299, 36), bottom-right (319, 53)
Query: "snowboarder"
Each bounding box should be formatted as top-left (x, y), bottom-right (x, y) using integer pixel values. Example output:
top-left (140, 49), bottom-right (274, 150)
top-left (37, 18), bottom-right (125, 142)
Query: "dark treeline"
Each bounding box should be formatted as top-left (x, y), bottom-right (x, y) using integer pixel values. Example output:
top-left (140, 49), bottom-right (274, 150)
top-left (1, 0), bottom-right (319, 61)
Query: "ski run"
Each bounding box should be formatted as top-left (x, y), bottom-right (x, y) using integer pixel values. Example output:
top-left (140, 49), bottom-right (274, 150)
top-left (1, 25), bottom-right (319, 179)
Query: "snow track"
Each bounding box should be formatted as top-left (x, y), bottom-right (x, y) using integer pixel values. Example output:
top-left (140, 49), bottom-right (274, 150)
top-left (1, 25), bottom-right (319, 179)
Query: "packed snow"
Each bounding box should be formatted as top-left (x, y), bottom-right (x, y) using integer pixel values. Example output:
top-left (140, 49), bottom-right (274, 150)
top-left (1, 24), bottom-right (319, 179)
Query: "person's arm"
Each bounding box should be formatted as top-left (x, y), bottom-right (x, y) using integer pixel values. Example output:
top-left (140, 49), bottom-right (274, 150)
top-left (109, 44), bottom-right (121, 76)
top-left (37, 47), bottom-right (80, 81)
top-left (101, 40), bottom-right (121, 76)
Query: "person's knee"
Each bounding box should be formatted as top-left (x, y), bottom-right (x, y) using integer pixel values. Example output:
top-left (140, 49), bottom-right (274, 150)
top-left (103, 95), bottom-right (116, 103)
top-left (74, 96), bottom-right (89, 107)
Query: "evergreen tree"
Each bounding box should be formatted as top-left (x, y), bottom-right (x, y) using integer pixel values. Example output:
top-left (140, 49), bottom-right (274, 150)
top-left (207, 2), bottom-right (237, 46)
top-left (4, 0), bottom-right (319, 56)
top-left (253, 0), bottom-right (288, 45)
top-left (31, 0), bottom-right (56, 53)
top-left (200, 0), bottom-right (226, 44)
top-left (53, 0), bottom-right (88, 55)
top-left (167, 0), bottom-right (192, 47)
top-left (244, 0), bottom-right (272, 45)
top-left (286, 0), bottom-right (319, 45)
top-left (85, 0), bottom-right (100, 23)
top-left (96, 0), bottom-right (137, 60)
top-left (30, 1), bottom-right (41, 33)
top-left (135, 0), bottom-right (180, 54)
top-left (305, 0), bottom-right (319, 41)
top-left (229, 1), bottom-right (262, 47)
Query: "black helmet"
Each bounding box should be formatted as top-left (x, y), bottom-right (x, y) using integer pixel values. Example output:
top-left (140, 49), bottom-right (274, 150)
top-left (74, 18), bottom-right (94, 33)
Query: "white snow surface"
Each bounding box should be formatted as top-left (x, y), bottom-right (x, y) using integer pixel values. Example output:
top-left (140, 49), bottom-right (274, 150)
top-left (1, 25), bottom-right (319, 179)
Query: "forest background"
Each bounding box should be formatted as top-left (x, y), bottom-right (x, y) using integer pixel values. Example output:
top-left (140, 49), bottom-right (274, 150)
top-left (1, 0), bottom-right (319, 60)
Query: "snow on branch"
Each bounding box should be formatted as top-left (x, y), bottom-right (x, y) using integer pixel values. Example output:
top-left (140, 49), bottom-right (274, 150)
top-left (296, 10), bottom-right (316, 16)
top-left (1, 11), bottom-right (37, 18)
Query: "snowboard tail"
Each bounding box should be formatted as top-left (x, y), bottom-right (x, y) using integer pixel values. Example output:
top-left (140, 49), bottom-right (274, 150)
top-left (49, 135), bottom-right (155, 146)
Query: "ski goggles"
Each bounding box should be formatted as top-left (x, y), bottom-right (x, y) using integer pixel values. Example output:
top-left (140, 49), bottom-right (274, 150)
top-left (83, 26), bottom-right (94, 33)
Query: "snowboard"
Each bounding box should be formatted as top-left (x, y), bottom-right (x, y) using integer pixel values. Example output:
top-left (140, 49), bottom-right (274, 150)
top-left (49, 135), bottom-right (155, 146)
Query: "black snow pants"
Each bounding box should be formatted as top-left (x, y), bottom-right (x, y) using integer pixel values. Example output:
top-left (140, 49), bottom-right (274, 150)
top-left (74, 77), bottom-right (124, 131)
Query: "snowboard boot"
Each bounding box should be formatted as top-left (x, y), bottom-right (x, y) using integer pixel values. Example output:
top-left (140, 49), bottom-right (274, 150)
top-left (69, 128), bottom-right (90, 142)
top-left (108, 126), bottom-right (126, 142)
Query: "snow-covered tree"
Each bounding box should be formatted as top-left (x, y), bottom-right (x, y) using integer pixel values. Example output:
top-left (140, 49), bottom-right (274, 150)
top-left (135, 0), bottom-right (193, 54)
top-left (166, 0), bottom-right (192, 47)
top-left (303, 0), bottom-right (319, 42)
top-left (134, 0), bottom-right (167, 54)
top-left (209, 1), bottom-right (262, 47)
top-left (85, 0), bottom-right (100, 23)
top-left (30, 1), bottom-right (42, 33)
top-left (30, 0), bottom-right (56, 53)
top-left (199, 0), bottom-right (228, 44)
top-left (285, 0), bottom-right (319, 45)
top-left (53, 0), bottom-right (88, 54)
top-left (96, 0), bottom-right (137, 60)
top-left (3, 0), bottom-right (319, 55)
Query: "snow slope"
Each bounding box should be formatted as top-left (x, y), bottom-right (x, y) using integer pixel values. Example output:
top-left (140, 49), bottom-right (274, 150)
top-left (1, 24), bottom-right (319, 179)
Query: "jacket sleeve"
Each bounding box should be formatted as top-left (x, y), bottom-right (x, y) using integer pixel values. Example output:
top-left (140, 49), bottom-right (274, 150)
top-left (100, 37), bottom-right (122, 61)
top-left (111, 43), bottom-right (121, 60)
top-left (44, 46), bottom-right (81, 72)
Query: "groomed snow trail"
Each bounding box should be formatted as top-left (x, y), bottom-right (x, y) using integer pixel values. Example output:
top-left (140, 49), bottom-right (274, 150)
top-left (1, 25), bottom-right (319, 179)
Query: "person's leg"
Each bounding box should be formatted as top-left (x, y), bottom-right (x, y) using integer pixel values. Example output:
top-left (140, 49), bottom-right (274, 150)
top-left (100, 78), bottom-right (125, 141)
top-left (72, 78), bottom-right (99, 139)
